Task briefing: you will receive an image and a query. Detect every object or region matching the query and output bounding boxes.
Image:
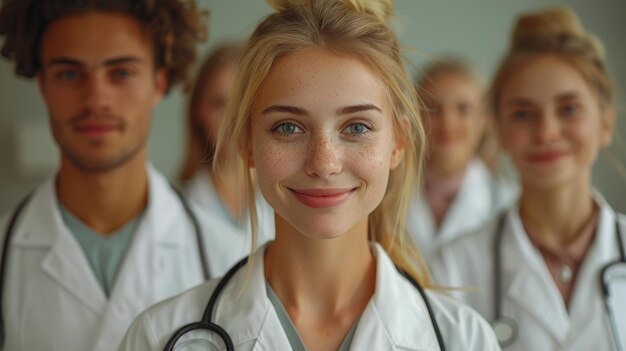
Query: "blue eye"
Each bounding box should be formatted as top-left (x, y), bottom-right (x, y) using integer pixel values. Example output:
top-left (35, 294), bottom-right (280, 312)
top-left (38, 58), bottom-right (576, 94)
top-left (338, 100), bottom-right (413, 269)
top-left (343, 122), bottom-right (371, 135)
top-left (559, 103), bottom-right (580, 117)
top-left (112, 68), bottom-right (132, 80)
top-left (511, 110), bottom-right (532, 121)
top-left (272, 122), bottom-right (303, 136)
top-left (56, 70), bottom-right (80, 81)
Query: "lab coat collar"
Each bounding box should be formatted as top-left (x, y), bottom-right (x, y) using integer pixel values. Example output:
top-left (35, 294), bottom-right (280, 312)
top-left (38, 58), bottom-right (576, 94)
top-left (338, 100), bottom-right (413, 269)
top-left (350, 243), bottom-right (441, 350)
top-left (505, 207), bottom-right (571, 344)
top-left (214, 243), bottom-right (440, 350)
top-left (437, 159), bottom-right (495, 241)
top-left (567, 193), bottom-right (623, 344)
top-left (213, 244), bottom-right (286, 348)
top-left (12, 164), bottom-right (186, 248)
top-left (412, 159), bottom-right (499, 248)
top-left (10, 176), bottom-right (108, 313)
top-left (9, 165), bottom-right (189, 316)
top-left (504, 192), bottom-right (622, 346)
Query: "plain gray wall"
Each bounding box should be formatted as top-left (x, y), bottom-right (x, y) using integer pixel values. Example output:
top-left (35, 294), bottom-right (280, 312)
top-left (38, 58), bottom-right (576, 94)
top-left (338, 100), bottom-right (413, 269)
top-left (1, 0), bottom-right (624, 214)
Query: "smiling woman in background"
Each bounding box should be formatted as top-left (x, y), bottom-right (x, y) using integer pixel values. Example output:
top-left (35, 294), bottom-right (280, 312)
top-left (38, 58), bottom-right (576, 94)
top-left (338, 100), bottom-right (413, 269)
top-left (431, 6), bottom-right (625, 350)
top-left (407, 59), bottom-right (518, 263)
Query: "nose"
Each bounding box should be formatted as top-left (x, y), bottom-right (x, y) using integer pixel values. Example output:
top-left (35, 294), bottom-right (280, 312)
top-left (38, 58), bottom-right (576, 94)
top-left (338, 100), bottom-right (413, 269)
top-left (82, 74), bottom-right (112, 114)
top-left (304, 133), bottom-right (342, 178)
top-left (534, 114), bottom-right (561, 144)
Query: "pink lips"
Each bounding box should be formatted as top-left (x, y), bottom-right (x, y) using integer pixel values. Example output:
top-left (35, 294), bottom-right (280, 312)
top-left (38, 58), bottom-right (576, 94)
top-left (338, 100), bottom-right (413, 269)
top-left (74, 124), bottom-right (120, 137)
top-left (527, 150), bottom-right (567, 163)
top-left (290, 187), bottom-right (357, 208)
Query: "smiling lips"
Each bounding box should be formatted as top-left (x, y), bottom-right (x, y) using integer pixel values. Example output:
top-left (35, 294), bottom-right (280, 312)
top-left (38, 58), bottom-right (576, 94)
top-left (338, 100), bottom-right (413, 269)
top-left (290, 187), bottom-right (357, 208)
top-left (528, 150), bottom-right (567, 163)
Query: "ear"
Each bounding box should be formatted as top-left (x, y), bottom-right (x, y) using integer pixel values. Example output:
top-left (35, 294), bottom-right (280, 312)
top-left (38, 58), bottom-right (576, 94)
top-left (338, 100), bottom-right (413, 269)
top-left (600, 106), bottom-right (616, 147)
top-left (390, 118), bottom-right (408, 170)
top-left (152, 68), bottom-right (168, 106)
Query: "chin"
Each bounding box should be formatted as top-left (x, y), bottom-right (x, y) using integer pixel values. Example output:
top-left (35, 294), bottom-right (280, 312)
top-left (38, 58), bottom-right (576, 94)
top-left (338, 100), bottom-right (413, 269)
top-left (290, 216), bottom-right (356, 240)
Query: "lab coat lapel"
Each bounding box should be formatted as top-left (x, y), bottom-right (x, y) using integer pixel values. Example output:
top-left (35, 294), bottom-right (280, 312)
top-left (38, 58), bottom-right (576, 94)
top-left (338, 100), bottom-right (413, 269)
top-left (568, 198), bottom-right (621, 347)
top-left (212, 246), bottom-right (292, 350)
top-left (13, 178), bottom-right (107, 314)
top-left (350, 244), bottom-right (441, 351)
top-left (506, 210), bottom-right (570, 344)
top-left (438, 160), bottom-right (493, 243)
top-left (92, 166), bottom-right (185, 350)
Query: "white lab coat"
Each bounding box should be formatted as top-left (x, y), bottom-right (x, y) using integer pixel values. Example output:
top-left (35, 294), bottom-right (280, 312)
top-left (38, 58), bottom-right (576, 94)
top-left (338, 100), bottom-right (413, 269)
top-left (406, 159), bottom-right (518, 263)
top-left (181, 170), bottom-right (275, 276)
top-left (0, 165), bottom-right (233, 351)
top-left (430, 193), bottom-right (625, 351)
top-left (119, 242), bottom-right (501, 351)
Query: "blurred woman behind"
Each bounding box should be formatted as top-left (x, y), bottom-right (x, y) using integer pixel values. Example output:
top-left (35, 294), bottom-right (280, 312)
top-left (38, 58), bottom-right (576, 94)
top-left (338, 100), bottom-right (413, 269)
top-left (179, 43), bottom-right (274, 276)
top-left (407, 59), bottom-right (518, 263)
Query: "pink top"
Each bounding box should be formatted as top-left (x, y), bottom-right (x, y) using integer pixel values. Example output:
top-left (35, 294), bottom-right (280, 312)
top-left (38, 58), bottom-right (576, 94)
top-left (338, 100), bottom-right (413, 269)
top-left (424, 169), bottom-right (466, 229)
top-left (523, 204), bottom-right (599, 309)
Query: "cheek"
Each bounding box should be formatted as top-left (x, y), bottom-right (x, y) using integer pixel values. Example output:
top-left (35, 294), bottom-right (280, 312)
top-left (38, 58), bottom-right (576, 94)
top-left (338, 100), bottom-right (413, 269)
top-left (348, 139), bottom-right (393, 186)
top-left (499, 125), bottom-right (527, 155)
top-left (254, 139), bottom-right (301, 186)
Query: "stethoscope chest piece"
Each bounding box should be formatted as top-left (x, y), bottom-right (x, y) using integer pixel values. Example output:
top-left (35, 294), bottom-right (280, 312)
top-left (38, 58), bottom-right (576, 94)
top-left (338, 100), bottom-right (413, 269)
top-left (491, 317), bottom-right (517, 347)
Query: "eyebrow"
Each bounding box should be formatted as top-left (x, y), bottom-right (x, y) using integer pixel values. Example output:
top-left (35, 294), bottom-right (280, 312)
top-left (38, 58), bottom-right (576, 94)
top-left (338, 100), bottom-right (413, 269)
top-left (46, 56), bottom-right (144, 68)
top-left (504, 91), bottom-right (582, 106)
top-left (261, 103), bottom-right (383, 116)
top-left (555, 91), bottom-right (581, 101)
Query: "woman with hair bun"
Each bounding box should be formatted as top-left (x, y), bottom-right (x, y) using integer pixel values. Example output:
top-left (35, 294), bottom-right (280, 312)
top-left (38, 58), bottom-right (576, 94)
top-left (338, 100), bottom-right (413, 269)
top-left (432, 6), bottom-right (625, 350)
top-left (119, 0), bottom-right (500, 350)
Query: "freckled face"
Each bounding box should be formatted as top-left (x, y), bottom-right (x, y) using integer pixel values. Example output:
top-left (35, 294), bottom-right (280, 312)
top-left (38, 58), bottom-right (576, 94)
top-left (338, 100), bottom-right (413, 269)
top-left (250, 47), bottom-right (403, 239)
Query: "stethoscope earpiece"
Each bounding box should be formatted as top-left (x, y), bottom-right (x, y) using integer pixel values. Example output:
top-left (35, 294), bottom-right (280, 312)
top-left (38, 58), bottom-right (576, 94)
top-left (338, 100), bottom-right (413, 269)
top-left (491, 317), bottom-right (518, 348)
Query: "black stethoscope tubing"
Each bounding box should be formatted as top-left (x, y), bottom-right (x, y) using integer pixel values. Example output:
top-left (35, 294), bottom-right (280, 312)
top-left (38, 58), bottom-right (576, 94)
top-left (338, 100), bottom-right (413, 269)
top-left (492, 211), bottom-right (625, 348)
top-left (0, 185), bottom-right (209, 349)
top-left (163, 256), bottom-right (448, 351)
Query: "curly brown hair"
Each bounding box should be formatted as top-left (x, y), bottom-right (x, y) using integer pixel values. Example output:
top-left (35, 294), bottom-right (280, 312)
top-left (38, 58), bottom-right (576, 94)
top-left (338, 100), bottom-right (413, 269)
top-left (0, 0), bottom-right (209, 93)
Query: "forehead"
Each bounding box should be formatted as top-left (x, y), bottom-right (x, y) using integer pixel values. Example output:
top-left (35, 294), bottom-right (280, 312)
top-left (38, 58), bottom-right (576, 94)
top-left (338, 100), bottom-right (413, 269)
top-left (422, 72), bottom-right (482, 100)
top-left (254, 47), bottom-right (390, 112)
top-left (501, 56), bottom-right (594, 103)
top-left (40, 11), bottom-right (153, 66)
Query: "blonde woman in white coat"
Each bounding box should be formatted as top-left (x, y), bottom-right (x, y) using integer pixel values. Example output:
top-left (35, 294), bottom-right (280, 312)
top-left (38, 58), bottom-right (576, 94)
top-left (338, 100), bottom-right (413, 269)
top-left (431, 6), bottom-right (624, 351)
top-left (407, 59), bottom-right (517, 263)
top-left (119, 0), bottom-right (500, 350)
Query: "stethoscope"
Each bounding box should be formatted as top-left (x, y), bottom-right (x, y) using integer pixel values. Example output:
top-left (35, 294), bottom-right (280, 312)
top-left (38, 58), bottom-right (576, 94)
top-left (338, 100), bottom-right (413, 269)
top-left (0, 185), bottom-right (209, 349)
top-left (163, 256), bottom-right (448, 351)
top-left (491, 212), bottom-right (626, 349)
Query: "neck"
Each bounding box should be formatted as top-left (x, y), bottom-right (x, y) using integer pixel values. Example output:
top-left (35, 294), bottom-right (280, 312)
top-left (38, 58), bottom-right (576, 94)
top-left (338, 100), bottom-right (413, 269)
top-left (56, 151), bottom-right (148, 235)
top-left (426, 158), bottom-right (468, 183)
top-left (265, 215), bottom-right (376, 324)
top-left (519, 179), bottom-right (594, 247)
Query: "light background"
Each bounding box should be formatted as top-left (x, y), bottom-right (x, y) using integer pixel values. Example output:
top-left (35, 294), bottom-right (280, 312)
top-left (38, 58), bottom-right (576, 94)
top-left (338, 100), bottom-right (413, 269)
top-left (1, 0), bottom-right (624, 214)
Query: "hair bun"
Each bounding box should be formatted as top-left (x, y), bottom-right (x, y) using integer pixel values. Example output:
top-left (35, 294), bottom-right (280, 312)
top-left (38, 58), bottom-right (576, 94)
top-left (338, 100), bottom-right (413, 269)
top-left (513, 6), bottom-right (584, 44)
top-left (266, 0), bottom-right (393, 23)
top-left (511, 6), bottom-right (605, 60)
